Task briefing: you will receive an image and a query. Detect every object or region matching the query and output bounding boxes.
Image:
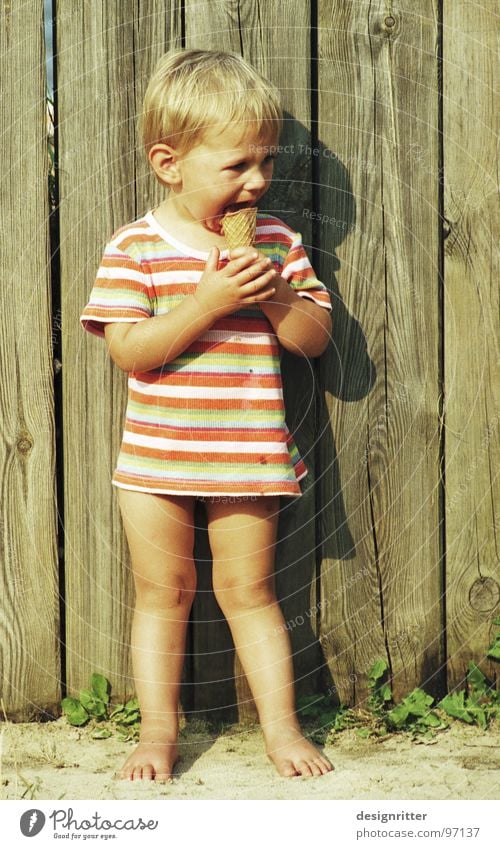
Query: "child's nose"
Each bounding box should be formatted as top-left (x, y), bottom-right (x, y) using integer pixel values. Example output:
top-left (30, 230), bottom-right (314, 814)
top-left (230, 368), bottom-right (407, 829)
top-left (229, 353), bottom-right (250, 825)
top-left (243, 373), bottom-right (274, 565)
top-left (244, 166), bottom-right (267, 193)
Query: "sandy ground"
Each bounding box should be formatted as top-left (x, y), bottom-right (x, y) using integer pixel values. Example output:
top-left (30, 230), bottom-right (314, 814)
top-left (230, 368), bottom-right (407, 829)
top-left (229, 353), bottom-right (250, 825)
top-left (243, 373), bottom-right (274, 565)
top-left (1, 717), bottom-right (499, 801)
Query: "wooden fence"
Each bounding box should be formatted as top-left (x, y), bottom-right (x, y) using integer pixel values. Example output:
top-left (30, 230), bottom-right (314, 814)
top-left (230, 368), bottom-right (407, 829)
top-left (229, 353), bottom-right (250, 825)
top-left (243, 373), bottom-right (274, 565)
top-left (1, 0), bottom-right (498, 721)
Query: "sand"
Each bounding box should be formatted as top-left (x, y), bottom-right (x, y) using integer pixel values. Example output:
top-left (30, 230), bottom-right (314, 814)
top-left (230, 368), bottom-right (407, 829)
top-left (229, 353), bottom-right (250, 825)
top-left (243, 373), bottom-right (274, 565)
top-left (1, 717), bottom-right (499, 801)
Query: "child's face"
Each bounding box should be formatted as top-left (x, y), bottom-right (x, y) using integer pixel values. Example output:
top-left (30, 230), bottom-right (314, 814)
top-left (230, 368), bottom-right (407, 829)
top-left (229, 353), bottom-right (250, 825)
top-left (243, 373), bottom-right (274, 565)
top-left (174, 123), bottom-right (277, 232)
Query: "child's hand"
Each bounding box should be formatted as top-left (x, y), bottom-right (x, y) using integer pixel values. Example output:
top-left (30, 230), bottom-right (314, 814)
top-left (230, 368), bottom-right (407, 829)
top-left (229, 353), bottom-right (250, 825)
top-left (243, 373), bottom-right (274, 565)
top-left (193, 247), bottom-right (277, 318)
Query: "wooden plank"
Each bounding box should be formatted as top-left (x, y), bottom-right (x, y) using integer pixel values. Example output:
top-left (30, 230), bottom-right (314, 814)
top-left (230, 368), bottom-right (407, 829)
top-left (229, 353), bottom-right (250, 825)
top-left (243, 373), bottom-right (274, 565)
top-left (443, 0), bottom-right (499, 688)
top-left (0, 0), bottom-right (60, 718)
top-left (58, 1), bottom-right (181, 701)
top-left (185, 1), bottom-right (321, 720)
top-left (317, 0), bottom-right (442, 705)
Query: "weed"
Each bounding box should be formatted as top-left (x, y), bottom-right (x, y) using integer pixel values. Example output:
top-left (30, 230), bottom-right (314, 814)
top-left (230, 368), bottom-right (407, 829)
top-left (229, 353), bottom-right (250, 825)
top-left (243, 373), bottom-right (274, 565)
top-left (62, 619), bottom-right (500, 746)
top-left (19, 774), bottom-right (42, 801)
top-left (61, 674), bottom-right (140, 742)
top-left (302, 616), bottom-right (499, 744)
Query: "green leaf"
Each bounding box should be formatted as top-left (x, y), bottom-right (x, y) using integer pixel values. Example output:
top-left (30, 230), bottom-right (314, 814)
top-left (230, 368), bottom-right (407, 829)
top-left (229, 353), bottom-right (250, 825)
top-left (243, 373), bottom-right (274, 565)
top-left (124, 698), bottom-right (140, 712)
top-left (91, 673), bottom-right (110, 704)
top-left (368, 659), bottom-right (388, 682)
top-left (405, 688), bottom-right (434, 716)
top-left (61, 698), bottom-right (89, 727)
top-left (486, 637), bottom-right (500, 661)
top-left (356, 727), bottom-right (372, 738)
top-left (491, 616), bottom-right (500, 626)
top-left (79, 689), bottom-right (107, 717)
top-left (467, 662), bottom-right (488, 693)
top-left (387, 703), bottom-right (410, 727)
top-left (121, 711), bottom-right (140, 725)
top-left (438, 692), bottom-right (474, 723)
top-left (91, 728), bottom-right (112, 739)
top-left (380, 683), bottom-right (392, 702)
top-left (418, 712), bottom-right (444, 728)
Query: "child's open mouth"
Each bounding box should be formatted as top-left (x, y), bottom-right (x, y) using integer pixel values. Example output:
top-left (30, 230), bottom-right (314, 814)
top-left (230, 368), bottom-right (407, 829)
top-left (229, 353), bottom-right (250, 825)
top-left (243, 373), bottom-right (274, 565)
top-left (222, 202), bottom-right (251, 214)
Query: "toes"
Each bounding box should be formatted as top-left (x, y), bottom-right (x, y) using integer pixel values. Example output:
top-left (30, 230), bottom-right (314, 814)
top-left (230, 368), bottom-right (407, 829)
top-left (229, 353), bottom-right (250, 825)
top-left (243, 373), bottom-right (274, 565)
top-left (155, 773), bottom-right (173, 784)
top-left (295, 760), bottom-right (314, 777)
top-left (141, 764), bottom-right (154, 781)
top-left (308, 761), bottom-right (324, 777)
top-left (278, 761), bottom-right (300, 778)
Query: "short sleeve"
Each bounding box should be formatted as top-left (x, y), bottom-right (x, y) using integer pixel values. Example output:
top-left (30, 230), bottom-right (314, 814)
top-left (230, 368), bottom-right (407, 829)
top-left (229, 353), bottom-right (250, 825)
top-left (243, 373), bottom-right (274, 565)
top-left (80, 242), bottom-right (153, 339)
top-left (281, 231), bottom-right (332, 311)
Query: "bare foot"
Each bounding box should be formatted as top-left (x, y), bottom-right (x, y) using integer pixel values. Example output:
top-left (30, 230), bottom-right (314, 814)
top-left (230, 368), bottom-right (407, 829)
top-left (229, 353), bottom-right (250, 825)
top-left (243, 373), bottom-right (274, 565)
top-left (113, 738), bottom-right (179, 782)
top-left (264, 725), bottom-right (334, 778)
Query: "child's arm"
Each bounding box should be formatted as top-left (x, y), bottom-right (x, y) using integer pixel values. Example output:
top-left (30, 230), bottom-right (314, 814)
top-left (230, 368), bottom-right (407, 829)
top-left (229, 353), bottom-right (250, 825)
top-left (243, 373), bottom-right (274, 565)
top-left (259, 276), bottom-right (332, 357)
top-left (104, 248), bottom-right (276, 372)
top-left (228, 245), bottom-right (331, 357)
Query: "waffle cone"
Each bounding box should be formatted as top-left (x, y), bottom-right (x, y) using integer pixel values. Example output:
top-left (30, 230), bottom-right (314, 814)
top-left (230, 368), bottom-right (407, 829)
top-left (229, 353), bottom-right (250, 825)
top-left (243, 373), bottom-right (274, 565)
top-left (221, 207), bottom-right (257, 249)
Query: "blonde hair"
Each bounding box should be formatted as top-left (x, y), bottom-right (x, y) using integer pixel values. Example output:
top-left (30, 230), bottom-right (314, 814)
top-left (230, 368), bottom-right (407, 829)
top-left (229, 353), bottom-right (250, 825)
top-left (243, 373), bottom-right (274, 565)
top-left (141, 48), bottom-right (283, 155)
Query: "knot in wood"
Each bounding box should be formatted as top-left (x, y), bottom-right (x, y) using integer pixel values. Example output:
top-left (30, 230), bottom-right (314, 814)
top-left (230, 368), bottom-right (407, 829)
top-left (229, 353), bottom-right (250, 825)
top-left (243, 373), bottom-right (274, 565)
top-left (468, 577), bottom-right (500, 612)
top-left (381, 14), bottom-right (399, 36)
top-left (16, 431), bottom-right (33, 455)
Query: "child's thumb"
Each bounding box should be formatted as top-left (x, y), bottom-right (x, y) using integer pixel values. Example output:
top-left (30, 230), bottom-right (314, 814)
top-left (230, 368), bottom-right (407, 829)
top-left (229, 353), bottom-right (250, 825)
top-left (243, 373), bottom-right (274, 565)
top-left (205, 246), bottom-right (220, 270)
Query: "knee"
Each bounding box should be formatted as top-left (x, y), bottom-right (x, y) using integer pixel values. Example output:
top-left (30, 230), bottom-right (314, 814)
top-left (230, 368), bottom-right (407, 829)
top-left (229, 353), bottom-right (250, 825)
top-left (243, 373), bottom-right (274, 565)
top-left (213, 573), bottom-right (276, 613)
top-left (134, 569), bottom-right (197, 611)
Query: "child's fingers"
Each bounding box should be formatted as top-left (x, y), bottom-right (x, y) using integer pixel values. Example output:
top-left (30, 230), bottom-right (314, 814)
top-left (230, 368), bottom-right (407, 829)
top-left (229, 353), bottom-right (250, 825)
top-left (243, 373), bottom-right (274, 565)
top-left (240, 269), bottom-right (277, 299)
top-left (225, 250), bottom-right (269, 275)
top-left (204, 246), bottom-right (220, 271)
top-left (243, 284), bottom-right (277, 304)
top-left (231, 261), bottom-right (276, 287)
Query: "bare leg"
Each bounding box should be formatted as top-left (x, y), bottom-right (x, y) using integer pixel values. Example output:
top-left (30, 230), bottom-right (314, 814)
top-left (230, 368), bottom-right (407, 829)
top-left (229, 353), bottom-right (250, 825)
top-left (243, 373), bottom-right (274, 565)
top-left (113, 489), bottom-right (196, 781)
top-left (206, 496), bottom-right (333, 778)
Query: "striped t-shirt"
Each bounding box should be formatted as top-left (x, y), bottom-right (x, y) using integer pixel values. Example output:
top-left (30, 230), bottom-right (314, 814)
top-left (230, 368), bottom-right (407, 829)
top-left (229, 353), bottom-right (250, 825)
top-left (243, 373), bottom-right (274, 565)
top-left (80, 211), bottom-right (332, 497)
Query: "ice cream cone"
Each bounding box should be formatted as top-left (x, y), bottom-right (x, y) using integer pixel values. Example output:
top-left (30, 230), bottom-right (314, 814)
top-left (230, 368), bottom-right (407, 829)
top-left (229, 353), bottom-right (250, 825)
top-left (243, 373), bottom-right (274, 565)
top-left (221, 206), bottom-right (258, 249)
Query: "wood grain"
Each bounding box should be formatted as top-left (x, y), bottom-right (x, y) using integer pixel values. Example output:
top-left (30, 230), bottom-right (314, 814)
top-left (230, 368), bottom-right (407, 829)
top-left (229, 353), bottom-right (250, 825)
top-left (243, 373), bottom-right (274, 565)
top-left (317, 0), bottom-right (442, 704)
top-left (443, 0), bottom-right (499, 688)
top-left (0, 0), bottom-right (60, 718)
top-left (1, 0), bottom-right (497, 720)
top-left (185, 0), bottom-right (321, 721)
top-left (58, 1), bottom-right (181, 701)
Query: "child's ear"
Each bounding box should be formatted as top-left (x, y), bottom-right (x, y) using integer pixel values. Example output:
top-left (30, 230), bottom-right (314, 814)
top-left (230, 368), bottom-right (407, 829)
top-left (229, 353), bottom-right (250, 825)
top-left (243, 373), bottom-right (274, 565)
top-left (148, 143), bottom-right (182, 187)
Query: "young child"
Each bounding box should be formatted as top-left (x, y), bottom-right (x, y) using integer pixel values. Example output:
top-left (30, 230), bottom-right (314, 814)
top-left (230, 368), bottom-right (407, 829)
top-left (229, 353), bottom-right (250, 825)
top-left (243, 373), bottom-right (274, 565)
top-left (80, 48), bottom-right (333, 781)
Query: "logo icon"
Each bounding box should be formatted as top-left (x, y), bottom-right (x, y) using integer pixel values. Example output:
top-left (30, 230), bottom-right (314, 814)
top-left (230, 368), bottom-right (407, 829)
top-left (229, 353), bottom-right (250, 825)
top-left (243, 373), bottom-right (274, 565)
top-left (20, 809), bottom-right (46, 837)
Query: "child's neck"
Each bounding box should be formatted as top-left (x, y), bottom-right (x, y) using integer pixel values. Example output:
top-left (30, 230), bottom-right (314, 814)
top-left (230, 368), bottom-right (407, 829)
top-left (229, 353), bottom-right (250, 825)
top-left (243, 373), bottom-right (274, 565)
top-left (153, 199), bottom-right (228, 251)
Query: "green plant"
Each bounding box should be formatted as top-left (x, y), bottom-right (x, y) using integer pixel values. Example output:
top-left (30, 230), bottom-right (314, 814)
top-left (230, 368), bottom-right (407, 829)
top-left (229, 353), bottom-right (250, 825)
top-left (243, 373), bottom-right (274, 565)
top-left (486, 615), bottom-right (500, 660)
top-left (367, 659), bottom-right (392, 714)
top-left (62, 618), bottom-right (499, 745)
top-left (360, 661), bottom-right (447, 740)
top-left (438, 662), bottom-right (500, 729)
top-left (309, 617), bottom-right (499, 743)
top-left (297, 694), bottom-right (355, 742)
top-left (61, 674), bottom-right (141, 742)
top-left (437, 617), bottom-right (500, 729)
